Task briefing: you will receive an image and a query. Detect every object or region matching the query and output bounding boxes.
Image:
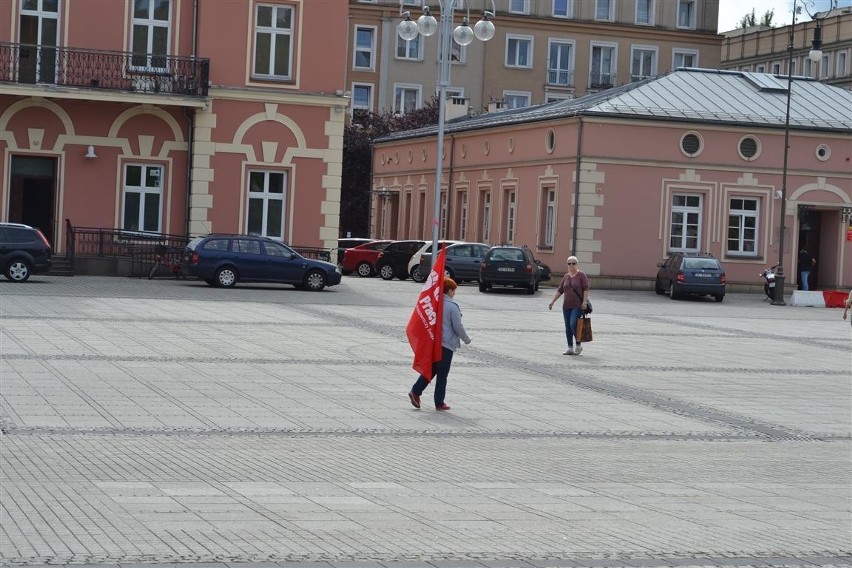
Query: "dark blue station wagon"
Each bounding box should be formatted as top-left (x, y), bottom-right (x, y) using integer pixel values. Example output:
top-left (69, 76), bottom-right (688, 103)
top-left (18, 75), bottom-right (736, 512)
top-left (184, 234), bottom-right (341, 291)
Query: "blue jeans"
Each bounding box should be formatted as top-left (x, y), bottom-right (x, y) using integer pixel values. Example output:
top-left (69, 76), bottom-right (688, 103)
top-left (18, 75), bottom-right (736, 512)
top-left (412, 347), bottom-right (454, 406)
top-left (800, 271), bottom-right (810, 291)
top-left (562, 308), bottom-right (583, 349)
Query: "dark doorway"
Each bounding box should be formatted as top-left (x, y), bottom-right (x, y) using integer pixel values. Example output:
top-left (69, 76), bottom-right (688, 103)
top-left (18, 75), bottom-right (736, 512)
top-left (797, 207), bottom-right (821, 291)
top-left (9, 156), bottom-right (57, 246)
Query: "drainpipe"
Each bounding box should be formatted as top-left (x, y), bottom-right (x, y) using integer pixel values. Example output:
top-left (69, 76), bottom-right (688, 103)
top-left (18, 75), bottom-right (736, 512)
top-left (571, 116), bottom-right (584, 256)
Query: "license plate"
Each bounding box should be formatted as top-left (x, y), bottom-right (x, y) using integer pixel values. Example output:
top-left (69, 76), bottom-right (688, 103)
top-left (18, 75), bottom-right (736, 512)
top-left (498, 267), bottom-right (514, 272)
top-left (695, 273), bottom-right (712, 278)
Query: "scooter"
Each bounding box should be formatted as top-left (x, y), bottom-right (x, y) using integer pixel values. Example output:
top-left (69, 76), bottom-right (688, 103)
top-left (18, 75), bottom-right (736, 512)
top-left (758, 264), bottom-right (778, 301)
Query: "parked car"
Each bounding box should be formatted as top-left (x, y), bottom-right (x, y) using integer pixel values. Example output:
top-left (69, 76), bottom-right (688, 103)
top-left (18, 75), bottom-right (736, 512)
top-left (408, 240), bottom-right (465, 283)
top-left (418, 242), bottom-right (491, 283)
top-left (375, 239), bottom-right (426, 280)
top-left (335, 237), bottom-right (374, 266)
top-left (0, 222), bottom-right (52, 282)
top-left (655, 252), bottom-right (726, 302)
top-left (183, 234), bottom-right (341, 291)
top-left (478, 245), bottom-right (541, 294)
top-left (535, 259), bottom-right (552, 281)
top-left (341, 240), bottom-right (392, 277)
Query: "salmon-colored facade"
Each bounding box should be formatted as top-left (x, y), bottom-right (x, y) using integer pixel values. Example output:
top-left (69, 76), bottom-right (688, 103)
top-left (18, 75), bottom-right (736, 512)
top-left (371, 70), bottom-right (852, 289)
top-left (1, 0), bottom-right (348, 253)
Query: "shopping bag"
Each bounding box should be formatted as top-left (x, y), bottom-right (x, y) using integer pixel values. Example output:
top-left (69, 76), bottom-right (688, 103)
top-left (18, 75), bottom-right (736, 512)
top-left (576, 316), bottom-right (593, 343)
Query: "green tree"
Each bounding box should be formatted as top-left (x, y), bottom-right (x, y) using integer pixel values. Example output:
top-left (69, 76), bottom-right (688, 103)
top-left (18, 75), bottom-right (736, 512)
top-left (739, 8), bottom-right (774, 28)
top-left (340, 99), bottom-right (440, 238)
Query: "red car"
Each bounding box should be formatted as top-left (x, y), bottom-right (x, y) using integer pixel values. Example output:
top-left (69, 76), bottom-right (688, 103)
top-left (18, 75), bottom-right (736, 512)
top-left (342, 240), bottom-right (392, 277)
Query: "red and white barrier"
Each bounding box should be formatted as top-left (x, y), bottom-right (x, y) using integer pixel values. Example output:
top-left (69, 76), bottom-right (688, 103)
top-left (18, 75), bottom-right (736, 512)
top-left (789, 290), bottom-right (849, 308)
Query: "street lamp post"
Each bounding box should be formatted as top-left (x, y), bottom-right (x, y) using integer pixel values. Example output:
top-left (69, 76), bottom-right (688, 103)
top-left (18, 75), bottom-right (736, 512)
top-left (772, 0), bottom-right (823, 305)
top-left (398, 1), bottom-right (495, 271)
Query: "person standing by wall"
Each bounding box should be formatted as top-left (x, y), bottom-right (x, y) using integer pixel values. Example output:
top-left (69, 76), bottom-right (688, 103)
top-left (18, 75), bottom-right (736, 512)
top-left (408, 277), bottom-right (471, 411)
top-left (548, 256), bottom-right (590, 355)
top-left (843, 290), bottom-right (852, 327)
top-left (798, 248), bottom-right (816, 291)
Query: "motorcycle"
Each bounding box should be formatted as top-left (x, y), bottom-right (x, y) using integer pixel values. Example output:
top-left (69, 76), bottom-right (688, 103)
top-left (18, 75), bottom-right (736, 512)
top-left (758, 264), bottom-right (779, 301)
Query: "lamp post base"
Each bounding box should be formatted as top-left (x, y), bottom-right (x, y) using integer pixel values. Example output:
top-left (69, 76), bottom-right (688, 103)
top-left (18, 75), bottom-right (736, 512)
top-left (770, 276), bottom-right (786, 306)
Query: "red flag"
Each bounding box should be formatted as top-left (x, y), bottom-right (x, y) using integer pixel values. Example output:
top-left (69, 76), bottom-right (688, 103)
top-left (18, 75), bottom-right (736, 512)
top-left (405, 247), bottom-right (447, 380)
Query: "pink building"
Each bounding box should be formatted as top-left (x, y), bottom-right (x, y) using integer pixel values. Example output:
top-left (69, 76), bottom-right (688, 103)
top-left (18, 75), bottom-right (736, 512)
top-left (372, 69), bottom-right (852, 289)
top-left (1, 0), bottom-right (348, 260)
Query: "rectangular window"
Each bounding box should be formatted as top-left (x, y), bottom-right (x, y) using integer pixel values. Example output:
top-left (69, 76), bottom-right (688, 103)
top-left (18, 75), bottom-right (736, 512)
top-left (595, 0), bottom-right (613, 20)
top-left (508, 0), bottom-right (528, 14)
top-left (19, 0), bottom-right (59, 83)
top-left (457, 191), bottom-right (468, 240)
top-left (352, 83), bottom-right (373, 111)
top-left (677, 0), bottom-right (695, 28)
top-left (396, 34), bottom-right (421, 60)
top-left (837, 52), bottom-right (847, 77)
top-left (590, 43), bottom-right (616, 87)
top-left (631, 46), bottom-right (656, 81)
top-left (353, 26), bottom-right (375, 70)
top-left (394, 84), bottom-right (421, 113)
top-left (540, 188), bottom-right (556, 247)
top-left (553, 0), bottom-right (571, 17)
top-left (440, 191), bottom-right (448, 239)
top-left (505, 190), bottom-right (516, 244)
top-left (503, 91), bottom-right (530, 109)
top-left (439, 40), bottom-right (466, 64)
top-left (506, 35), bottom-right (533, 68)
top-left (803, 58), bottom-right (813, 78)
top-left (772, 62), bottom-right (781, 74)
top-left (635, 0), bottom-right (653, 24)
top-left (727, 198), bottom-right (758, 256)
top-left (820, 54), bottom-right (829, 78)
top-left (480, 191), bottom-right (491, 243)
top-left (123, 164), bottom-right (163, 233)
top-left (132, 0), bottom-right (170, 69)
top-left (673, 50), bottom-right (698, 69)
top-left (548, 40), bottom-right (574, 85)
top-left (546, 92), bottom-right (574, 103)
top-left (789, 59), bottom-right (795, 75)
top-left (253, 4), bottom-right (293, 79)
top-left (670, 194), bottom-right (701, 251)
top-left (756, 64), bottom-right (765, 73)
top-left (247, 170), bottom-right (286, 239)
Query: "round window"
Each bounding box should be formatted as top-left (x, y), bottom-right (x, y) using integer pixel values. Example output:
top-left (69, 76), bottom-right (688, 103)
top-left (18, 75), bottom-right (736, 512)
top-left (738, 136), bottom-right (761, 161)
top-left (680, 132), bottom-right (703, 157)
top-left (816, 144), bottom-right (831, 161)
top-left (546, 129), bottom-right (556, 154)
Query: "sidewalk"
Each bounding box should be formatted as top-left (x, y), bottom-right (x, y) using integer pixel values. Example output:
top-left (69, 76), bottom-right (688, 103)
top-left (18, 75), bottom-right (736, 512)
top-left (1, 276), bottom-right (850, 567)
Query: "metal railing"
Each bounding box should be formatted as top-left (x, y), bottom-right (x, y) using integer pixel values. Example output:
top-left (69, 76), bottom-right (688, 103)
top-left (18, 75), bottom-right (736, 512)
top-left (547, 68), bottom-right (574, 87)
top-left (0, 42), bottom-right (209, 97)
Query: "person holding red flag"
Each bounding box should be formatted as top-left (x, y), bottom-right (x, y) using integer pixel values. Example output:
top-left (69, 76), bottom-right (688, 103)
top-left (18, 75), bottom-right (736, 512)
top-left (406, 249), bottom-right (471, 410)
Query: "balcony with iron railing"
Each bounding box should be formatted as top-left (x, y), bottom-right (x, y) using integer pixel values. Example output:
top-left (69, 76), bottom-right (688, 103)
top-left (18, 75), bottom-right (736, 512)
top-left (547, 68), bottom-right (575, 87)
top-left (589, 71), bottom-right (615, 89)
top-left (0, 42), bottom-right (209, 97)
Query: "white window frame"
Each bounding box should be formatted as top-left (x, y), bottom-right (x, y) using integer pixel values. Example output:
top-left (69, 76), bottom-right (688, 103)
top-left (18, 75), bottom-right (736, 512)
top-left (756, 64), bottom-right (765, 73)
top-left (393, 83), bottom-right (422, 114)
top-left (669, 194), bottom-right (702, 252)
top-left (253, 3), bottom-right (294, 80)
top-left (837, 52), bottom-right (848, 78)
top-left (353, 25), bottom-right (376, 70)
top-left (481, 191), bottom-right (491, 243)
top-left (505, 189), bottom-right (517, 244)
top-left (552, 0), bottom-right (572, 18)
top-left (590, 42), bottom-right (617, 87)
top-left (548, 39), bottom-right (575, 86)
top-left (542, 187), bottom-right (556, 247)
top-left (246, 170), bottom-right (287, 239)
top-left (595, 0), bottom-right (614, 21)
top-left (439, 40), bottom-right (466, 64)
top-left (122, 164), bottom-right (163, 233)
top-left (727, 197), bottom-right (759, 257)
top-left (630, 45), bottom-right (657, 81)
top-left (803, 58), bottom-right (813, 78)
top-left (508, 0), bottom-right (529, 14)
top-left (396, 34), bottom-right (422, 60)
top-left (505, 34), bottom-right (533, 69)
top-left (672, 49), bottom-right (698, 69)
top-left (677, 0), bottom-right (696, 29)
top-left (503, 90), bottom-right (531, 109)
top-left (635, 0), bottom-right (654, 25)
top-left (820, 54), bottom-right (830, 79)
top-left (131, 0), bottom-right (171, 71)
top-left (546, 92), bottom-right (574, 103)
top-left (772, 62), bottom-right (781, 74)
top-left (351, 82), bottom-right (373, 112)
top-left (458, 191), bottom-right (468, 241)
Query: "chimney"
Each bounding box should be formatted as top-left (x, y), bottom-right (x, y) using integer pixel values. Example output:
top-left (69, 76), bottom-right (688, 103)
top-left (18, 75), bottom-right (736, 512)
top-left (487, 99), bottom-right (507, 113)
top-left (444, 96), bottom-right (469, 121)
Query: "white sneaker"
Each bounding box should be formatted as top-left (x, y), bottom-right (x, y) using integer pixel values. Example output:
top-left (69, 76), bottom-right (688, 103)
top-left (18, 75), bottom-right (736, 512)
top-left (563, 348), bottom-right (574, 355)
top-left (574, 345), bottom-right (583, 355)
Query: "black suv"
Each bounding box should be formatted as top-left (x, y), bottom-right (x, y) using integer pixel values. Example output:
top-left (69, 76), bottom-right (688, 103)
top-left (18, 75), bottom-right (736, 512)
top-left (376, 239), bottom-right (426, 280)
top-left (479, 245), bottom-right (541, 294)
top-left (0, 222), bottom-right (52, 282)
top-left (655, 252), bottom-right (726, 302)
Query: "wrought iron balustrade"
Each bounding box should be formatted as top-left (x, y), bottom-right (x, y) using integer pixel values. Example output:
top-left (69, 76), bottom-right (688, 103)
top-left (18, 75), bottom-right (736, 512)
top-left (0, 42), bottom-right (209, 97)
top-left (547, 68), bottom-right (575, 87)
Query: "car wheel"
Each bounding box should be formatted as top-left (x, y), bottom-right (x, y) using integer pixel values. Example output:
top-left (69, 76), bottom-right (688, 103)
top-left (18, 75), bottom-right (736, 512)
top-left (526, 282), bottom-right (536, 294)
top-left (668, 282), bottom-right (678, 300)
top-left (655, 278), bottom-right (665, 295)
top-left (215, 266), bottom-right (238, 288)
top-left (304, 269), bottom-right (327, 291)
top-left (411, 265), bottom-right (426, 283)
top-left (356, 262), bottom-right (374, 277)
top-left (479, 280), bottom-right (487, 293)
top-left (5, 258), bottom-right (31, 282)
top-left (714, 294), bottom-right (724, 302)
top-left (379, 264), bottom-right (395, 280)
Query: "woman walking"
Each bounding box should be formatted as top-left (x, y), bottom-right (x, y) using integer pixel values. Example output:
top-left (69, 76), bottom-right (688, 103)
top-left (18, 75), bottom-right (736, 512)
top-left (548, 256), bottom-right (590, 355)
top-left (408, 277), bottom-right (472, 410)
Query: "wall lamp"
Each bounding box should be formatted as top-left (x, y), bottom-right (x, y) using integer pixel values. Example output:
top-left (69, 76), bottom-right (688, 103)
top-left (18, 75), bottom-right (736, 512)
top-left (84, 145), bottom-right (97, 160)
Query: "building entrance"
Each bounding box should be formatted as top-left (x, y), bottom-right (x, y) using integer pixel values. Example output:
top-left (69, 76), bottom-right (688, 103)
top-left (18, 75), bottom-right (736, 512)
top-left (8, 156), bottom-right (57, 246)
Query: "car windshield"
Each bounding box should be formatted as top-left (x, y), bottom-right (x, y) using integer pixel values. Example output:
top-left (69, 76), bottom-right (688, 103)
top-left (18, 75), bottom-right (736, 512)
top-left (490, 249), bottom-right (525, 262)
top-left (684, 258), bottom-right (719, 269)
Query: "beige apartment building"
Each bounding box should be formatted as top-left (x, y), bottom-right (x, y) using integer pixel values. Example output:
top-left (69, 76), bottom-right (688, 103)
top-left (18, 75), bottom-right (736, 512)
top-left (721, 7), bottom-right (852, 91)
top-left (348, 0), bottom-right (721, 113)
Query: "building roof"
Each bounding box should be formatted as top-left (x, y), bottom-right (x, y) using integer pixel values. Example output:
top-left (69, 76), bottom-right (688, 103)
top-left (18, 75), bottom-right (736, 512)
top-left (376, 68), bottom-right (852, 144)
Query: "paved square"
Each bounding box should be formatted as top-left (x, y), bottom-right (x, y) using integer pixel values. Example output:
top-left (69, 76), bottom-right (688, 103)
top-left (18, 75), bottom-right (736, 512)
top-left (0, 275), bottom-right (850, 568)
